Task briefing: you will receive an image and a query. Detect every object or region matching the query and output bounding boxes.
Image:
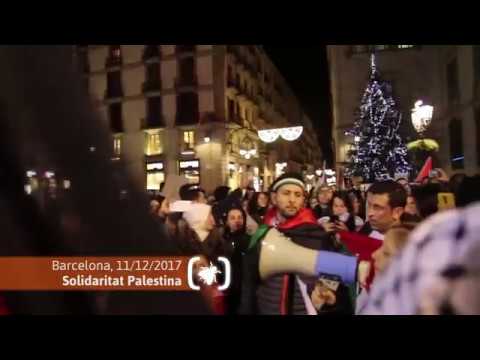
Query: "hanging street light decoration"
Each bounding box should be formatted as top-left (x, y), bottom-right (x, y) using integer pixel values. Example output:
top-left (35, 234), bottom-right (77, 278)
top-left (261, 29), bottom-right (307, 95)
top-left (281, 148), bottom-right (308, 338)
top-left (279, 126), bottom-right (303, 141)
top-left (258, 126), bottom-right (304, 143)
top-left (258, 128), bottom-right (281, 143)
top-left (239, 134), bottom-right (257, 160)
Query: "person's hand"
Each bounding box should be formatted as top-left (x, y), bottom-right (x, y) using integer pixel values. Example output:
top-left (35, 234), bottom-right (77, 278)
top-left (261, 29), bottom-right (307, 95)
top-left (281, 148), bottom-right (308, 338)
top-left (311, 284), bottom-right (337, 311)
top-left (334, 221), bottom-right (349, 232)
top-left (436, 168), bottom-right (449, 182)
top-left (357, 261), bottom-right (372, 289)
top-left (321, 221), bottom-right (336, 233)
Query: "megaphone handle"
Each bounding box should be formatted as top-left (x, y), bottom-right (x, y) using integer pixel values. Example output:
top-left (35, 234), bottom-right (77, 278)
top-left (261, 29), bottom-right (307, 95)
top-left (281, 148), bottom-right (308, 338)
top-left (315, 251), bottom-right (358, 285)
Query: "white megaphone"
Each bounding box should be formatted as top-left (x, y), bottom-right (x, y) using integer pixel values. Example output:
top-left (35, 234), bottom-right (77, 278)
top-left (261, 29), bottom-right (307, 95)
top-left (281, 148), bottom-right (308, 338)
top-left (258, 228), bottom-right (370, 285)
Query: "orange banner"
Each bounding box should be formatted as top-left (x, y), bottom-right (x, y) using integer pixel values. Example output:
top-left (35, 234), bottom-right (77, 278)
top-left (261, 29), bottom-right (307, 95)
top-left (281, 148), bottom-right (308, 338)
top-left (0, 257), bottom-right (192, 291)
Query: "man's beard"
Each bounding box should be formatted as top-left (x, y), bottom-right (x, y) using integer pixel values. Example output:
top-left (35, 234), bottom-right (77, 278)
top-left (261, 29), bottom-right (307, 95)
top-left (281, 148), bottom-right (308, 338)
top-left (279, 208), bottom-right (299, 219)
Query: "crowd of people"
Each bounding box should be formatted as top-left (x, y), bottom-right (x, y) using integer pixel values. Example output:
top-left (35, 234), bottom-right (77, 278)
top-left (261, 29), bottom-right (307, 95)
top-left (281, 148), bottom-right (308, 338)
top-left (146, 167), bottom-right (480, 315)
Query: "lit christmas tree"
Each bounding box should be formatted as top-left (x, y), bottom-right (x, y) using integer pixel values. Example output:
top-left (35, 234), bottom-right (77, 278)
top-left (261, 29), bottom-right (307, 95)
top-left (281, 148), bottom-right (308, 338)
top-left (345, 54), bottom-right (411, 183)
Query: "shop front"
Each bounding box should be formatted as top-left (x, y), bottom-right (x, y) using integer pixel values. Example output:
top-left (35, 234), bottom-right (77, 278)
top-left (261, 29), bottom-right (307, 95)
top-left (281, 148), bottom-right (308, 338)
top-left (145, 160), bottom-right (165, 191)
top-left (178, 159), bottom-right (201, 184)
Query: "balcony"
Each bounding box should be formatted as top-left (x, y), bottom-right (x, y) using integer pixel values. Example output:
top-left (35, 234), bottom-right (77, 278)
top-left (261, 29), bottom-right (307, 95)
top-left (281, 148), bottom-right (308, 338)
top-left (142, 80), bottom-right (162, 94)
top-left (226, 77), bottom-right (239, 96)
top-left (176, 112), bottom-right (200, 126)
top-left (176, 45), bottom-right (196, 56)
top-left (143, 46), bottom-right (161, 62)
top-left (104, 88), bottom-right (124, 100)
top-left (227, 76), bottom-right (237, 88)
top-left (105, 56), bottom-right (122, 69)
top-left (141, 116), bottom-right (165, 130)
top-left (229, 114), bottom-right (244, 126)
top-left (110, 118), bottom-right (124, 134)
top-left (175, 76), bottom-right (198, 90)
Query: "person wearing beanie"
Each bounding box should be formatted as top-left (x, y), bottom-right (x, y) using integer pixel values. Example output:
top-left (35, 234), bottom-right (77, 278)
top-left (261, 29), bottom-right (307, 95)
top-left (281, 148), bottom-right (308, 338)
top-left (239, 172), bottom-right (354, 315)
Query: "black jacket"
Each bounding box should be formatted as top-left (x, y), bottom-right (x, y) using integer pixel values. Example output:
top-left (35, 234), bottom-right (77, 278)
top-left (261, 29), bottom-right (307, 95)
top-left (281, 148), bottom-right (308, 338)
top-left (239, 223), bottom-right (353, 315)
top-left (223, 228), bottom-right (250, 315)
top-left (313, 204), bottom-right (332, 220)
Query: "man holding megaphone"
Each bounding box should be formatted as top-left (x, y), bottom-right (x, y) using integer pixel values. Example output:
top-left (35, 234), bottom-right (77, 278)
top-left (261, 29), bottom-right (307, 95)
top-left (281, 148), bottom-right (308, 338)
top-left (238, 173), bottom-right (368, 315)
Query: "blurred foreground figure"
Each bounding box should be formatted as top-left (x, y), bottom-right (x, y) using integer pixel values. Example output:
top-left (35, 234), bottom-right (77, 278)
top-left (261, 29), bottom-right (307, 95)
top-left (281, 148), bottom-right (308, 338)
top-left (361, 202), bottom-right (480, 315)
top-left (0, 46), bottom-right (207, 314)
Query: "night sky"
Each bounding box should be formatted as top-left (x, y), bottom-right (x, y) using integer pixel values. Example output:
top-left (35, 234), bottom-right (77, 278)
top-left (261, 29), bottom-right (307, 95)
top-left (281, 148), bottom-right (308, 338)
top-left (264, 46), bottom-right (333, 165)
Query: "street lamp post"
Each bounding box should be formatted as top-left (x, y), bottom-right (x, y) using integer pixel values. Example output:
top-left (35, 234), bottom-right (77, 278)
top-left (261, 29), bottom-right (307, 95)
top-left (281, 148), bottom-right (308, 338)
top-left (411, 100), bottom-right (434, 139)
top-left (408, 100), bottom-right (436, 175)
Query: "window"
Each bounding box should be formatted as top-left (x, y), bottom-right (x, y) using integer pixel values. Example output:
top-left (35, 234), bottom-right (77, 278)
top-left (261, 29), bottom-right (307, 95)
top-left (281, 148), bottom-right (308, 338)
top-left (227, 65), bottom-right (235, 86)
top-left (450, 118), bottom-right (464, 170)
top-left (176, 45), bottom-right (196, 54)
top-left (106, 45), bottom-right (122, 67)
top-left (176, 92), bottom-right (199, 125)
top-left (178, 159), bottom-right (200, 184)
top-left (76, 46), bottom-right (89, 73)
top-left (146, 162), bottom-right (165, 191)
top-left (113, 137), bottom-right (122, 157)
top-left (144, 97), bottom-right (163, 128)
top-left (228, 99), bottom-right (236, 122)
top-left (111, 45), bottom-right (121, 58)
top-left (143, 45), bottom-right (160, 60)
top-left (144, 63), bottom-right (161, 92)
top-left (183, 131), bottom-right (195, 150)
top-left (109, 103), bottom-right (123, 133)
top-left (145, 132), bottom-right (163, 156)
top-left (178, 57), bottom-right (196, 87)
top-left (236, 73), bottom-right (241, 89)
top-left (447, 59), bottom-right (460, 104)
top-left (106, 71), bottom-right (123, 99)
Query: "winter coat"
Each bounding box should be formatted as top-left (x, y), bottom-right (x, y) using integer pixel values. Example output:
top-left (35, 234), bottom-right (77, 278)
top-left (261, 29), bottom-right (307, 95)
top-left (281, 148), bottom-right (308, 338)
top-left (238, 207), bottom-right (354, 315)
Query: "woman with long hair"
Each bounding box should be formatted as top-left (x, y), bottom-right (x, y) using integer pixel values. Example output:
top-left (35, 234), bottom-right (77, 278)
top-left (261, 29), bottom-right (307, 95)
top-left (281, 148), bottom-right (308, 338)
top-left (319, 191), bottom-right (364, 233)
top-left (247, 192), bottom-right (270, 225)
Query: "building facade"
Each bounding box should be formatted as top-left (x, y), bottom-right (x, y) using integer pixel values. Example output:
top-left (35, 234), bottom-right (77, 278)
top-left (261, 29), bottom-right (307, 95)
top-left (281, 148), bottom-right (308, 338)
top-left (75, 45), bottom-right (322, 194)
top-left (328, 45), bottom-right (480, 183)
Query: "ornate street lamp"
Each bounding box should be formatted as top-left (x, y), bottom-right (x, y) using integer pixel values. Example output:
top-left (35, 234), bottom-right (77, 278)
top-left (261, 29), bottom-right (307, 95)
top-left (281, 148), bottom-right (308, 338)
top-left (411, 100), bottom-right (434, 137)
